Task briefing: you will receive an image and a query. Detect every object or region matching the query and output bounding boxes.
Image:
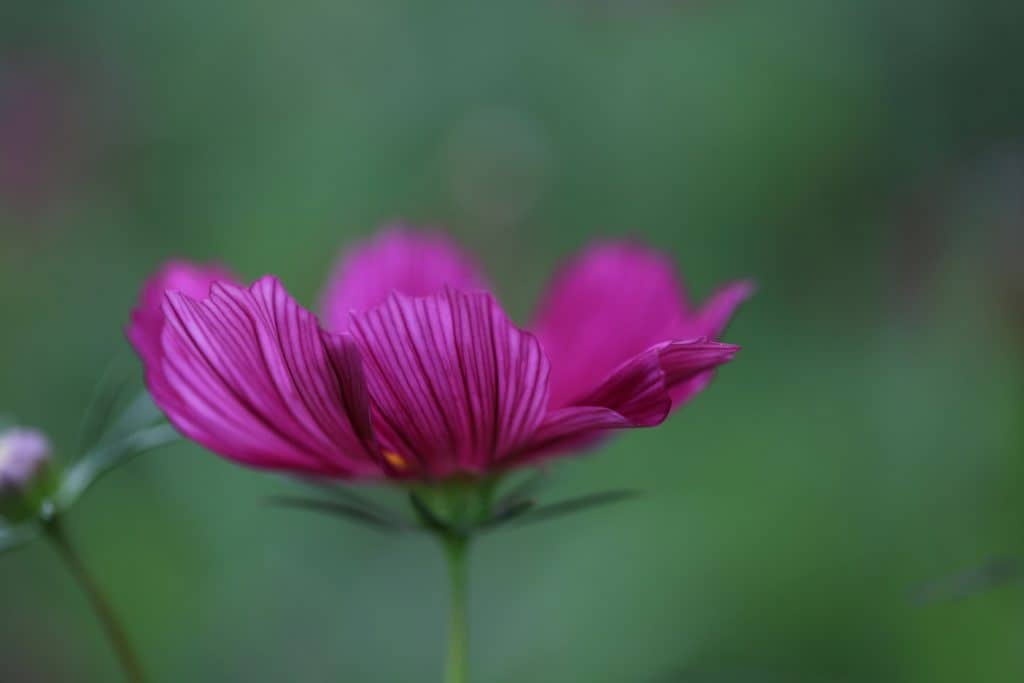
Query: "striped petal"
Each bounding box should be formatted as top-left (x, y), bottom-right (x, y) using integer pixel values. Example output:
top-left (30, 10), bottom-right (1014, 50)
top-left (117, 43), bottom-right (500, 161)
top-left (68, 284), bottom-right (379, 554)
top-left (349, 287), bottom-right (548, 477)
top-left (520, 339), bottom-right (739, 461)
top-left (159, 276), bottom-right (379, 477)
top-left (127, 261), bottom-right (236, 414)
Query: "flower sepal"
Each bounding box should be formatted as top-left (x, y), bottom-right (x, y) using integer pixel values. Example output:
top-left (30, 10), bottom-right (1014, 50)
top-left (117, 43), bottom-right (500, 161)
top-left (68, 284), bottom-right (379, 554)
top-left (272, 469), bottom-right (642, 539)
top-left (409, 478), bottom-right (501, 537)
top-left (270, 477), bottom-right (505, 537)
top-left (268, 486), bottom-right (416, 534)
top-left (495, 489), bottom-right (640, 527)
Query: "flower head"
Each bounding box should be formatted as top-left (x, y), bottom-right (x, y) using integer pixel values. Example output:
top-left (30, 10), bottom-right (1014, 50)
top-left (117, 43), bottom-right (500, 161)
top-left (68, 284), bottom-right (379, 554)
top-left (0, 427), bottom-right (53, 521)
top-left (128, 228), bottom-right (749, 482)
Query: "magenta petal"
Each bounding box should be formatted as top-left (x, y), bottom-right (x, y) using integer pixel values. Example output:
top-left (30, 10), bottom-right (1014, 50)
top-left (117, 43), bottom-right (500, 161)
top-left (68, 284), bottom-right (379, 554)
top-left (518, 349), bottom-right (670, 462)
top-left (533, 241), bottom-right (751, 413)
top-left (657, 339), bottom-right (741, 389)
top-left (520, 339), bottom-right (737, 460)
top-left (687, 280), bottom-right (756, 339)
top-left (520, 406), bottom-right (635, 459)
top-left (158, 276), bottom-right (380, 477)
top-left (349, 287), bottom-right (549, 477)
top-left (532, 242), bottom-right (691, 409)
top-left (574, 344), bottom-right (674, 427)
top-left (671, 282), bottom-right (753, 405)
top-left (321, 226), bottom-right (488, 332)
top-left (127, 261), bottom-right (237, 413)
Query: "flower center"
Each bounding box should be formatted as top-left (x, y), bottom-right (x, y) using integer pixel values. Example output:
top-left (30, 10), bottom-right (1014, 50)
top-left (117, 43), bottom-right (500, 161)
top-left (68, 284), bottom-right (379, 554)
top-left (382, 450), bottom-right (409, 471)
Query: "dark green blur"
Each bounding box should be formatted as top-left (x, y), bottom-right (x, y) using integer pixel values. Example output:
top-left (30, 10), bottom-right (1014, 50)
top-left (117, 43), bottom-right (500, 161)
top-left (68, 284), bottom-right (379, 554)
top-left (2, 1), bottom-right (1023, 681)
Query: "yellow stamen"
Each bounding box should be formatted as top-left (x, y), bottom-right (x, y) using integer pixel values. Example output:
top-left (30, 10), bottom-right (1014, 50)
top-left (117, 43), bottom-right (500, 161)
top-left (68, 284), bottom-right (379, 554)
top-left (383, 450), bottom-right (409, 471)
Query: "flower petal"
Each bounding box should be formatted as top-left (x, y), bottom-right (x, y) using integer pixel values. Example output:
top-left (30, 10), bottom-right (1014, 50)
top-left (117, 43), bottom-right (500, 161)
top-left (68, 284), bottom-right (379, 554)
top-left (158, 276), bottom-right (380, 477)
top-left (656, 339), bottom-right (741, 390)
top-left (532, 242), bottom-right (751, 411)
top-left (520, 339), bottom-right (738, 461)
top-left (521, 406), bottom-right (636, 458)
top-left (531, 242), bottom-right (690, 409)
top-left (349, 287), bottom-right (549, 477)
top-left (689, 279), bottom-right (756, 338)
top-left (671, 281), bottom-right (754, 405)
top-left (321, 226), bottom-right (488, 332)
top-left (127, 261), bottom-right (236, 413)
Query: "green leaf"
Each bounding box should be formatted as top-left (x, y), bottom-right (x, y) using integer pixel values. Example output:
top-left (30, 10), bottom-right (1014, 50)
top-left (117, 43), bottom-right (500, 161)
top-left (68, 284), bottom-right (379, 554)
top-left (511, 489), bottom-right (642, 527)
top-left (267, 495), bottom-right (409, 533)
top-left (56, 423), bottom-right (180, 508)
top-left (492, 469), bottom-right (549, 515)
top-left (101, 392), bottom-right (165, 445)
top-left (76, 357), bottom-right (134, 455)
top-left (297, 479), bottom-right (413, 529)
top-left (481, 499), bottom-right (535, 529)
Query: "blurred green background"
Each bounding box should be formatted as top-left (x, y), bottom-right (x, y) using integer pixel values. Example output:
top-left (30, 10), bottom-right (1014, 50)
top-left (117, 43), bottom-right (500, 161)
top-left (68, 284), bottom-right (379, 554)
top-left (2, 1), bottom-right (1024, 681)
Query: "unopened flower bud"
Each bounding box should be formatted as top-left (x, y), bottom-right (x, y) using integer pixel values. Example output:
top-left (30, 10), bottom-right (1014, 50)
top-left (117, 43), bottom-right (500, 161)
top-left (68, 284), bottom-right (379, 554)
top-left (0, 427), bottom-right (54, 523)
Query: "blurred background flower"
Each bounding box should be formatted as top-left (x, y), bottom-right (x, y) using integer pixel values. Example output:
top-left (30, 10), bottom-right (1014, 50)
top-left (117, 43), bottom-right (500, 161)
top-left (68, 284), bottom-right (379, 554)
top-left (0, 427), bottom-right (52, 522)
top-left (1, 1), bottom-right (1024, 682)
top-left (0, 58), bottom-right (80, 214)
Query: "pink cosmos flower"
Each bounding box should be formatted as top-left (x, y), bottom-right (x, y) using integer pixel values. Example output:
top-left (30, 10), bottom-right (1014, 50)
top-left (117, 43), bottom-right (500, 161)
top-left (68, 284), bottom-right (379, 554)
top-left (127, 228), bottom-right (750, 481)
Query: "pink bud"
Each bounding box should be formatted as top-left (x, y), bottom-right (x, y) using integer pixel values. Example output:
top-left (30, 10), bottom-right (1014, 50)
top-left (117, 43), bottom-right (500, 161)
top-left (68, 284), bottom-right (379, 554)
top-left (0, 427), bottom-right (52, 521)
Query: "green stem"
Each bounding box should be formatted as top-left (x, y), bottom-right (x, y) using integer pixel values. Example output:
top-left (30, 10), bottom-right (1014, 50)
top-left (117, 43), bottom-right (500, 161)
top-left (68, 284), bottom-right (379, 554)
top-left (45, 518), bottom-right (147, 683)
top-left (442, 533), bottom-right (470, 683)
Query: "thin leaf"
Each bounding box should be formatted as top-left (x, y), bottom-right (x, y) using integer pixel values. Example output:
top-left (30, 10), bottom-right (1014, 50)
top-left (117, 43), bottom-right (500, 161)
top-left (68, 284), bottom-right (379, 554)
top-left (408, 492), bottom-right (450, 534)
top-left (102, 391), bottom-right (164, 445)
top-left (76, 357), bottom-right (133, 455)
top-left (512, 489), bottom-right (642, 526)
top-left (492, 468), bottom-right (549, 516)
top-left (57, 423), bottom-right (180, 508)
top-left (267, 496), bottom-right (407, 533)
top-left (295, 478), bottom-right (413, 529)
top-left (481, 499), bottom-right (535, 529)
top-left (915, 556), bottom-right (1023, 604)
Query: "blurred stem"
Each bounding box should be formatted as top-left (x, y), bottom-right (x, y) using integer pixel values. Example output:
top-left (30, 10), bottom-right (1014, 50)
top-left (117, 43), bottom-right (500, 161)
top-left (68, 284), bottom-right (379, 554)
top-left (44, 518), bottom-right (146, 683)
top-left (442, 533), bottom-right (470, 683)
